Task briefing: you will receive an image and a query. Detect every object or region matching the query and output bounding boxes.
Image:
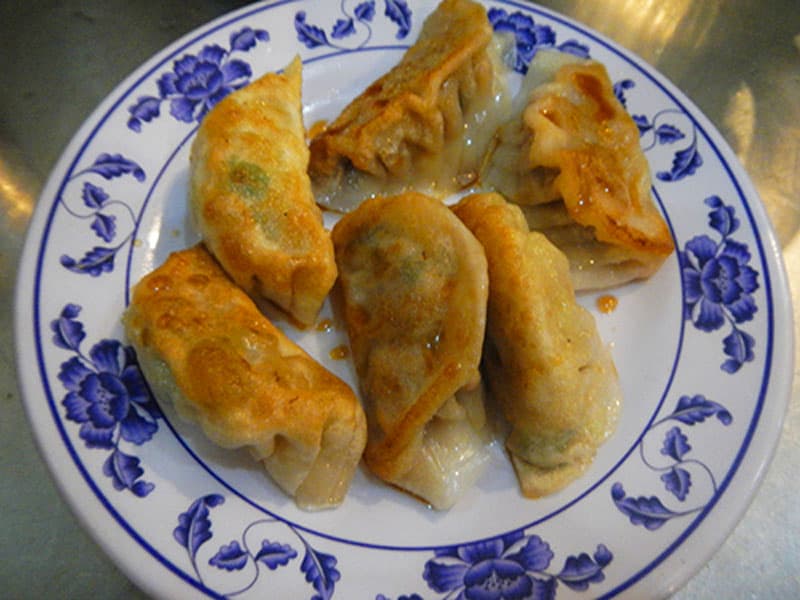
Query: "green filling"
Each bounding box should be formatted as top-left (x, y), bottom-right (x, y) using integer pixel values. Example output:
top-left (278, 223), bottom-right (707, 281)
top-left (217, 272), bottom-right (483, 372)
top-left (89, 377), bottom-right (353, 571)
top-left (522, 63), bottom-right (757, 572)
top-left (228, 160), bottom-right (270, 201)
top-left (509, 429), bottom-right (576, 468)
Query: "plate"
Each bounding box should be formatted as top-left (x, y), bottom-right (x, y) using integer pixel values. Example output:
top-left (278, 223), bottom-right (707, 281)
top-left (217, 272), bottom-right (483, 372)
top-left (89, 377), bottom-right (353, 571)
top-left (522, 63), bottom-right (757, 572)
top-left (14, 1), bottom-right (793, 598)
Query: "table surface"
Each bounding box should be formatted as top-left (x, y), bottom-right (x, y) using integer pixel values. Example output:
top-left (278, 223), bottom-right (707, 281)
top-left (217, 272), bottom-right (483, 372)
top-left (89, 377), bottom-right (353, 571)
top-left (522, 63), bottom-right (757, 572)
top-left (2, 1), bottom-right (798, 597)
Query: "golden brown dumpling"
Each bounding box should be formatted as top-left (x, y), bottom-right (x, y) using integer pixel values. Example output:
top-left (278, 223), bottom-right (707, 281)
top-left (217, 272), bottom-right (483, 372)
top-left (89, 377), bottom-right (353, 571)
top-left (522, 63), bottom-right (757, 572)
top-left (123, 245), bottom-right (366, 510)
top-left (309, 0), bottom-right (509, 212)
top-left (332, 192), bottom-right (490, 509)
top-left (453, 192), bottom-right (621, 498)
top-left (190, 57), bottom-right (336, 326)
top-left (483, 51), bottom-right (673, 290)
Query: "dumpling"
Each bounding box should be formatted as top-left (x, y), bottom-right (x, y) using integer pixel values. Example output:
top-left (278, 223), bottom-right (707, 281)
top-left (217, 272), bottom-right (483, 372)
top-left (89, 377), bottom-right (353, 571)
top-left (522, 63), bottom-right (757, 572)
top-left (332, 192), bottom-right (490, 509)
top-left (452, 192), bottom-right (621, 498)
top-left (309, 0), bottom-right (510, 212)
top-left (483, 50), bottom-right (674, 290)
top-left (123, 245), bottom-right (366, 510)
top-left (190, 56), bottom-right (336, 326)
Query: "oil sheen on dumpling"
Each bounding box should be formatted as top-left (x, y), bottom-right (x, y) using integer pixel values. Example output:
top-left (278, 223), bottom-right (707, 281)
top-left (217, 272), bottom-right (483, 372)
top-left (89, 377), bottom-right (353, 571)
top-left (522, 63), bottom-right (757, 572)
top-left (309, 0), bottom-right (510, 212)
top-left (483, 50), bottom-right (674, 290)
top-left (124, 245), bottom-right (366, 510)
top-left (453, 192), bottom-right (621, 498)
top-left (332, 192), bottom-right (491, 509)
top-left (190, 57), bottom-right (336, 326)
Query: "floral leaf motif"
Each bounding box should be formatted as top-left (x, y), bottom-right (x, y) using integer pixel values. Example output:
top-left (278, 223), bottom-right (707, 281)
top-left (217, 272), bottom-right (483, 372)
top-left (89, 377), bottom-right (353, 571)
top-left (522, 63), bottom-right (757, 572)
top-left (706, 195), bottom-right (740, 236)
top-left (174, 494), bottom-right (226, 561)
top-left (557, 39), bottom-right (590, 58)
top-left (91, 213), bottom-right (117, 243)
top-left (375, 595), bottom-right (424, 600)
top-left (611, 483), bottom-right (679, 530)
top-left (81, 182), bottom-right (110, 209)
top-left (295, 11), bottom-right (329, 48)
top-left (669, 394), bottom-right (733, 426)
top-left (301, 546), bottom-right (340, 600)
top-left (661, 426), bottom-right (691, 461)
top-left (332, 18), bottom-right (356, 39)
top-left (722, 328), bottom-right (756, 373)
top-left (209, 540), bottom-right (249, 571)
top-left (656, 137), bottom-right (703, 181)
top-left (60, 246), bottom-right (116, 277)
top-left (254, 539), bottom-right (298, 570)
top-left (613, 78), bottom-right (635, 107)
top-left (229, 27), bottom-right (270, 52)
top-left (633, 114), bottom-right (653, 135)
top-left (661, 466), bottom-right (692, 501)
top-left (102, 448), bottom-right (155, 497)
top-left (655, 123), bottom-right (685, 144)
top-left (557, 544), bottom-right (613, 591)
top-left (127, 96), bottom-right (161, 132)
top-left (84, 153), bottom-right (146, 182)
top-left (384, 0), bottom-right (412, 39)
top-left (50, 304), bottom-right (85, 351)
top-left (355, 0), bottom-right (376, 21)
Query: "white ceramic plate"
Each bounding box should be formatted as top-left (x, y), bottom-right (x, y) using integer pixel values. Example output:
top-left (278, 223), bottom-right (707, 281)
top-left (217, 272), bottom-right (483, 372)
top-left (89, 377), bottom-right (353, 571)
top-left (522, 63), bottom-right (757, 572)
top-left (15, 1), bottom-right (793, 598)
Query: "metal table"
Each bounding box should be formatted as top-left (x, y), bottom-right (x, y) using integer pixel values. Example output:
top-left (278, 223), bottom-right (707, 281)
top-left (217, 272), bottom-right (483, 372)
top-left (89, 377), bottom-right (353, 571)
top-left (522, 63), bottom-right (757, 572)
top-left (2, 1), bottom-right (797, 597)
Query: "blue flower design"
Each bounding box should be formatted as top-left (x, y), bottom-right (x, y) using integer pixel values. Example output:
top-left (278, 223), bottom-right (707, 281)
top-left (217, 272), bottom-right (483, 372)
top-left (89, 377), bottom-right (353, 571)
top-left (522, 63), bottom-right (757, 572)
top-left (175, 494), bottom-right (338, 598)
top-left (53, 304), bottom-right (160, 496)
top-left (423, 531), bottom-right (611, 599)
top-left (488, 8), bottom-right (589, 74)
top-left (127, 27), bottom-right (269, 132)
top-left (614, 79), bottom-right (703, 182)
top-left (612, 393), bottom-right (734, 528)
top-left (294, 0), bottom-right (400, 52)
top-left (681, 196), bottom-right (759, 373)
top-left (58, 153), bottom-right (146, 277)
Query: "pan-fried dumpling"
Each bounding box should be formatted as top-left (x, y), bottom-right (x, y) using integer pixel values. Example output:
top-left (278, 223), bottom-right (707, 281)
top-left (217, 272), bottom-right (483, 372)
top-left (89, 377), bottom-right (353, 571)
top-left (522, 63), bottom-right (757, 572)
top-left (123, 245), bottom-right (366, 510)
top-left (190, 57), bottom-right (336, 326)
top-left (453, 192), bottom-right (621, 498)
top-left (483, 50), bottom-right (673, 290)
top-left (332, 192), bottom-right (490, 509)
top-left (309, 0), bottom-right (510, 212)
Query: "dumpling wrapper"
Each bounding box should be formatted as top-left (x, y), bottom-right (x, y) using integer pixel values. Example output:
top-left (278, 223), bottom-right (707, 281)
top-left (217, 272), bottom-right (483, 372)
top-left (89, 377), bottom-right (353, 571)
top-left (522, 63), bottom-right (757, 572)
top-left (309, 0), bottom-right (509, 212)
top-left (483, 50), bottom-right (673, 290)
top-left (332, 192), bottom-right (491, 509)
top-left (453, 192), bottom-right (621, 498)
top-left (123, 245), bottom-right (366, 510)
top-left (190, 56), bottom-right (336, 326)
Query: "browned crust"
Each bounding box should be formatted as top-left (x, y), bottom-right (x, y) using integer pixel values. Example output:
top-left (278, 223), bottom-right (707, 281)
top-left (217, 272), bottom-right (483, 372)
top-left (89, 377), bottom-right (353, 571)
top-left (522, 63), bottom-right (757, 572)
top-left (308, 0), bottom-right (492, 180)
top-left (124, 245), bottom-right (366, 508)
top-left (190, 57), bottom-right (336, 325)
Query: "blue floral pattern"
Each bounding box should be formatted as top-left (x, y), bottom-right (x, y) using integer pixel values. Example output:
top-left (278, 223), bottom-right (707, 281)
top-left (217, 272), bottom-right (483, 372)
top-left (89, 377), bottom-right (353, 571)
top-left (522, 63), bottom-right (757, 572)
top-left (294, 0), bottom-right (407, 51)
top-left (421, 531), bottom-right (612, 599)
top-left (59, 153), bottom-right (145, 277)
top-left (53, 304), bottom-right (161, 496)
top-left (616, 80), bottom-right (703, 182)
top-left (681, 196), bottom-right (759, 373)
top-left (127, 26), bottom-right (269, 132)
top-left (612, 394), bottom-right (733, 530)
top-left (175, 494), bottom-right (339, 598)
top-left (488, 8), bottom-right (589, 74)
